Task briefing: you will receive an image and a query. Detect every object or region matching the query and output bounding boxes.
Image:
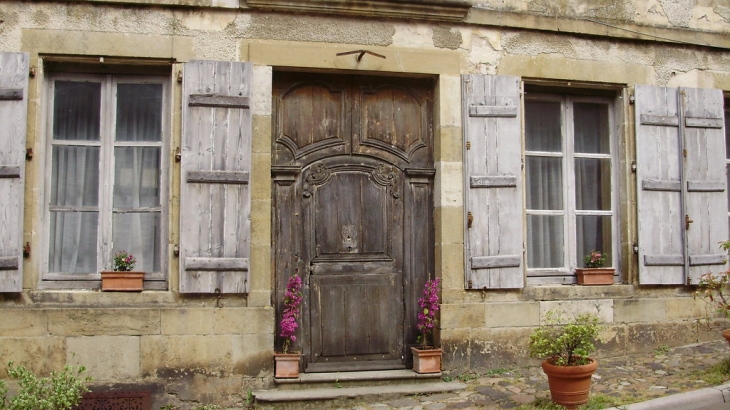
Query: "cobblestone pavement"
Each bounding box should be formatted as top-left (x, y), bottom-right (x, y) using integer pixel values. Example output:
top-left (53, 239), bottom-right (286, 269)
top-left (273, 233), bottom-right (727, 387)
top-left (320, 339), bottom-right (730, 410)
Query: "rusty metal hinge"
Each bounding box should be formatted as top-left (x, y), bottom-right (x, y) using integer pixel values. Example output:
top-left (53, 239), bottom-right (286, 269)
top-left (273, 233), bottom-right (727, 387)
top-left (467, 212), bottom-right (473, 228)
top-left (23, 242), bottom-right (30, 257)
top-left (467, 279), bottom-right (473, 289)
top-left (685, 214), bottom-right (694, 230)
top-left (683, 149), bottom-right (687, 158)
top-left (466, 141), bottom-right (471, 150)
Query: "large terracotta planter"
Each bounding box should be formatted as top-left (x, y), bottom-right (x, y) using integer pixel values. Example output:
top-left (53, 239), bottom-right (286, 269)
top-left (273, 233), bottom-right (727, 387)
top-left (542, 358), bottom-right (598, 409)
top-left (575, 268), bottom-right (615, 285)
top-left (100, 271), bottom-right (144, 291)
top-left (411, 346), bottom-right (442, 374)
top-left (722, 329), bottom-right (730, 346)
top-left (274, 353), bottom-right (301, 378)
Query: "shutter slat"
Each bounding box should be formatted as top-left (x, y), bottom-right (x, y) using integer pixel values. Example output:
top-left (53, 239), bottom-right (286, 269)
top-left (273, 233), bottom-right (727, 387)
top-left (185, 257), bottom-right (249, 271)
top-left (640, 114), bottom-right (679, 126)
top-left (469, 105), bottom-right (518, 117)
top-left (689, 254), bottom-right (727, 266)
top-left (642, 179), bottom-right (681, 191)
top-left (179, 60), bottom-right (253, 294)
top-left (187, 170), bottom-right (250, 184)
top-left (0, 52), bottom-right (28, 292)
top-left (0, 88), bottom-right (23, 100)
top-left (470, 175), bottom-right (518, 188)
top-left (463, 75), bottom-right (524, 289)
top-left (471, 255), bottom-right (521, 270)
top-left (644, 255), bottom-right (684, 266)
top-left (0, 166), bottom-right (21, 178)
top-left (685, 117), bottom-right (723, 129)
top-left (687, 181), bottom-right (725, 192)
top-left (189, 94), bottom-right (250, 108)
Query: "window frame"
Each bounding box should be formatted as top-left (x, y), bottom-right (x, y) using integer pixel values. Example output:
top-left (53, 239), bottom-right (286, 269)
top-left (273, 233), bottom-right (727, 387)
top-left (524, 92), bottom-right (619, 281)
top-left (41, 72), bottom-right (170, 288)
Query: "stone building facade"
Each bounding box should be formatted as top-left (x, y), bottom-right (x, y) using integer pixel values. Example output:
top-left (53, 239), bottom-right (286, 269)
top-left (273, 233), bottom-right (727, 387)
top-left (0, 0), bottom-right (729, 407)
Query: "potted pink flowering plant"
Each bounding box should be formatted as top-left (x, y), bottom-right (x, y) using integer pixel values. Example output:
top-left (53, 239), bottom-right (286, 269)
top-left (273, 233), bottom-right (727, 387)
top-left (575, 250), bottom-right (615, 285)
top-left (411, 277), bottom-right (442, 374)
top-left (274, 275), bottom-right (303, 378)
top-left (100, 251), bottom-right (144, 291)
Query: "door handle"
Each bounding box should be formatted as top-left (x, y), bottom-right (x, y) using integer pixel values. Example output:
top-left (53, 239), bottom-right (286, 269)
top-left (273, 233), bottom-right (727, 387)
top-left (685, 214), bottom-right (694, 230)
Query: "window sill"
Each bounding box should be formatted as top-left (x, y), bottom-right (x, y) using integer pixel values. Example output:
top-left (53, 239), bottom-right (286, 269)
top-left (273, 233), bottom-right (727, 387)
top-left (522, 283), bottom-right (635, 301)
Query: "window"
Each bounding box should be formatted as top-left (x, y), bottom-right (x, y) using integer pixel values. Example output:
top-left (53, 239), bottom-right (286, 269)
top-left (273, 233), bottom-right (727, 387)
top-left (524, 94), bottom-right (616, 277)
top-left (44, 74), bottom-right (168, 281)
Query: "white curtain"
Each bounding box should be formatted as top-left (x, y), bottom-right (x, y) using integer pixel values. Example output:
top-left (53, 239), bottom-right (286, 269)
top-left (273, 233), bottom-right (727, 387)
top-left (525, 101), bottom-right (564, 269)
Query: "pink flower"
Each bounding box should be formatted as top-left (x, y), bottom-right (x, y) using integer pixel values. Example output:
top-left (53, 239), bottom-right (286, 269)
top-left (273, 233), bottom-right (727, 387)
top-left (280, 275), bottom-right (303, 353)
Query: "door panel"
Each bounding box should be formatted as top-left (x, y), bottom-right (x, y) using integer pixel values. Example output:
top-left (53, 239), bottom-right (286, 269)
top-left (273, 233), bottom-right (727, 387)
top-left (272, 72), bottom-right (434, 372)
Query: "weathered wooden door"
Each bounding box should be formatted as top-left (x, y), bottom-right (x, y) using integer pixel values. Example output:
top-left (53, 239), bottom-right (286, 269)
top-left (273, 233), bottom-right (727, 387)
top-left (272, 72), bottom-right (434, 372)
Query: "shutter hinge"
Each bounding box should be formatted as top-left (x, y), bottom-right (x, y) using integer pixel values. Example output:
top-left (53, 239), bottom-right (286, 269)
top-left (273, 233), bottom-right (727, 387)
top-left (631, 161), bottom-right (636, 173)
top-left (685, 214), bottom-right (694, 230)
top-left (29, 67), bottom-right (36, 78)
top-left (683, 149), bottom-right (687, 158)
top-left (467, 211), bottom-right (473, 228)
top-left (686, 276), bottom-right (691, 286)
top-left (173, 244), bottom-right (179, 257)
top-left (23, 242), bottom-right (30, 258)
top-left (466, 141), bottom-right (471, 150)
top-left (177, 70), bottom-right (183, 83)
top-left (468, 279), bottom-right (473, 289)
top-left (629, 94), bottom-right (635, 104)
top-left (174, 147), bottom-right (181, 162)
top-left (26, 148), bottom-right (33, 160)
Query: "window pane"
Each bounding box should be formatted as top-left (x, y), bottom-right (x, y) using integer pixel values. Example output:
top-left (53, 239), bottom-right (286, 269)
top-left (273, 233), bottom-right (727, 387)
top-left (574, 103), bottom-right (610, 154)
top-left (114, 147), bottom-right (161, 208)
top-left (527, 215), bottom-right (564, 268)
top-left (525, 101), bottom-right (562, 152)
top-left (53, 81), bottom-right (101, 141)
top-left (577, 215), bottom-right (612, 267)
top-left (116, 84), bottom-right (163, 142)
top-left (526, 156), bottom-right (563, 210)
top-left (49, 211), bottom-right (98, 273)
top-left (50, 146), bottom-right (100, 207)
top-left (113, 213), bottom-right (161, 273)
top-left (575, 158), bottom-right (611, 211)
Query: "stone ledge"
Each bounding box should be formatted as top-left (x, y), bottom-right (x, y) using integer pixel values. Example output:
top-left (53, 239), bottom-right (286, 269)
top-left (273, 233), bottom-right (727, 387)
top-left (254, 381), bottom-right (466, 402)
top-left (523, 284), bottom-right (635, 301)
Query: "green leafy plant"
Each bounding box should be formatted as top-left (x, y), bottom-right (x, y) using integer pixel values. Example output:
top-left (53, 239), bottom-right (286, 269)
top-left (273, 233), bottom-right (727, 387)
top-left (528, 310), bottom-right (601, 366)
top-left (113, 250), bottom-right (136, 272)
top-left (583, 250), bottom-right (607, 268)
top-left (0, 362), bottom-right (90, 410)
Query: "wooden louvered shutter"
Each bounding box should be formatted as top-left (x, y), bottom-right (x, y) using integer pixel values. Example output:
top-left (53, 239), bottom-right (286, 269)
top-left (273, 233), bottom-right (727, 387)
top-left (635, 85), bottom-right (727, 285)
top-left (463, 75), bottom-right (524, 289)
top-left (0, 53), bottom-right (29, 292)
top-left (179, 60), bottom-right (252, 293)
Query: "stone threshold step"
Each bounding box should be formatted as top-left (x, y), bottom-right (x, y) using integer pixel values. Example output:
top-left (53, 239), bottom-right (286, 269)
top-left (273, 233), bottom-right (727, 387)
top-left (274, 369), bottom-right (442, 385)
top-left (254, 381), bottom-right (467, 402)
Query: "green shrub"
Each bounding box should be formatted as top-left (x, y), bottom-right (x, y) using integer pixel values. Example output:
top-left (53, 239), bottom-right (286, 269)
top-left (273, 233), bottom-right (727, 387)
top-left (528, 310), bottom-right (601, 366)
top-left (0, 362), bottom-right (90, 410)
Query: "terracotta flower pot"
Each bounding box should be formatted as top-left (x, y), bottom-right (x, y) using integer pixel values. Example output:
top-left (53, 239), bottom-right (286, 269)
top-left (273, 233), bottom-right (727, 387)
top-left (575, 268), bottom-right (615, 285)
top-left (542, 357), bottom-right (598, 409)
top-left (274, 353), bottom-right (301, 378)
top-left (100, 271), bottom-right (144, 291)
top-left (411, 346), bottom-right (442, 374)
